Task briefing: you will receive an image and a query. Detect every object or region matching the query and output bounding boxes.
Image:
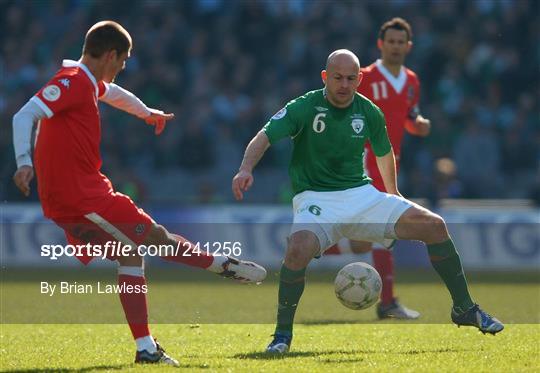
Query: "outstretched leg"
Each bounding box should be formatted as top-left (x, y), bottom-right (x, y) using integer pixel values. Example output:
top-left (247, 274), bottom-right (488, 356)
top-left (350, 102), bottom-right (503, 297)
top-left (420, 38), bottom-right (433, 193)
top-left (143, 223), bottom-right (267, 284)
top-left (395, 205), bottom-right (503, 334)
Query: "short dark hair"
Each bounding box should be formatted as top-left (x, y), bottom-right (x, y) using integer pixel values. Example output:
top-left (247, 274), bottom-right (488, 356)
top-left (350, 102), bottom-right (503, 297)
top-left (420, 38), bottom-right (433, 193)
top-left (82, 20), bottom-right (132, 58)
top-left (378, 17), bottom-right (412, 41)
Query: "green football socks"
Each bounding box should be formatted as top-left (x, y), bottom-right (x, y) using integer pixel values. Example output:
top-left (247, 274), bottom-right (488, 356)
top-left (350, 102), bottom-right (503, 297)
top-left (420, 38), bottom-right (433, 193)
top-left (427, 239), bottom-right (474, 312)
top-left (275, 264), bottom-right (306, 336)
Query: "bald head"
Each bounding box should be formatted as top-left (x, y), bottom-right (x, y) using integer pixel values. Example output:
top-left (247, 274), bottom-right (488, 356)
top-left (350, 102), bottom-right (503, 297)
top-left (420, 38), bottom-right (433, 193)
top-left (325, 49), bottom-right (360, 71)
top-left (321, 49), bottom-right (362, 108)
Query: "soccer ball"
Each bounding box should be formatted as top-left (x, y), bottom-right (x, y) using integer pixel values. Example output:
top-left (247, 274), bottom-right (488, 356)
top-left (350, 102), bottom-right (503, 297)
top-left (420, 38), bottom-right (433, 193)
top-left (334, 262), bottom-right (382, 310)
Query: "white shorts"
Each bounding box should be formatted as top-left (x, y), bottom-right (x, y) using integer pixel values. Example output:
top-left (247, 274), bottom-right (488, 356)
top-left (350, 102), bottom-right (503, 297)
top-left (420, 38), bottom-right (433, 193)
top-left (290, 184), bottom-right (414, 255)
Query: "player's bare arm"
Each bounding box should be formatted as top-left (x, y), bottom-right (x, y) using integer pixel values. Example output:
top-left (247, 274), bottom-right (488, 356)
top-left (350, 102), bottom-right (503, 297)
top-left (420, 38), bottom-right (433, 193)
top-left (375, 150), bottom-right (401, 196)
top-left (232, 130), bottom-right (270, 200)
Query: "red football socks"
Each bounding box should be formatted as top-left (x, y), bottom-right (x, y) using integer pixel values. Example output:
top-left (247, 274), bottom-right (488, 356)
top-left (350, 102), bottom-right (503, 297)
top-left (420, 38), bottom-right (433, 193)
top-left (372, 249), bottom-right (394, 305)
top-left (324, 244), bottom-right (341, 255)
top-left (161, 233), bottom-right (214, 269)
top-left (118, 273), bottom-right (150, 339)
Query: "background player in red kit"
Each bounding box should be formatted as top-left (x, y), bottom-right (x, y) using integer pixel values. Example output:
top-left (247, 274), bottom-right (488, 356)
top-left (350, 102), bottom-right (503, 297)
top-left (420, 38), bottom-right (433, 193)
top-left (12, 20), bottom-right (266, 366)
top-left (325, 18), bottom-right (431, 320)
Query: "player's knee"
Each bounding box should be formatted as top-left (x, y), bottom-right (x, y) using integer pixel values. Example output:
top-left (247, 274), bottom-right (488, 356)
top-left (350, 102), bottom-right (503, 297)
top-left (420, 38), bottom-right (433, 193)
top-left (285, 231), bottom-right (319, 269)
top-left (429, 214), bottom-right (449, 240)
top-left (414, 211), bottom-right (448, 243)
top-left (284, 245), bottom-right (311, 270)
top-left (143, 223), bottom-right (172, 245)
top-left (397, 207), bottom-right (449, 243)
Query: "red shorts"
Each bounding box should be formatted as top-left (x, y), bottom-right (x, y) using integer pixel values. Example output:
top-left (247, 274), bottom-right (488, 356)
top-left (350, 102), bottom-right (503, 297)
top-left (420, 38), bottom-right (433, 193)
top-left (52, 193), bottom-right (154, 265)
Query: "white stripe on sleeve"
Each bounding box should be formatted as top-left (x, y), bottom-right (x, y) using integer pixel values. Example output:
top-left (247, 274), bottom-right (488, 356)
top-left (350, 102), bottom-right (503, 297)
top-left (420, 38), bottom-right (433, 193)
top-left (31, 96), bottom-right (53, 118)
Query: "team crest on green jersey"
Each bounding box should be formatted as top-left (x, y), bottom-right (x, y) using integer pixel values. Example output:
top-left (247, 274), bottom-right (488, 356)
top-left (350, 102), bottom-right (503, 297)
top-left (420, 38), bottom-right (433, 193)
top-left (272, 107), bottom-right (287, 120)
top-left (351, 118), bottom-right (364, 134)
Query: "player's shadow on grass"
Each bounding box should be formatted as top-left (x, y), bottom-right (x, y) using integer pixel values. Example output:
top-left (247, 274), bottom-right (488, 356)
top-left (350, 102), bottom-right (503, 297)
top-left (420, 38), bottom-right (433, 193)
top-left (4, 364), bottom-right (129, 372)
top-left (4, 362), bottom-right (213, 372)
top-left (235, 347), bottom-right (467, 361)
top-left (301, 319), bottom-right (379, 325)
top-left (234, 350), bottom-right (361, 360)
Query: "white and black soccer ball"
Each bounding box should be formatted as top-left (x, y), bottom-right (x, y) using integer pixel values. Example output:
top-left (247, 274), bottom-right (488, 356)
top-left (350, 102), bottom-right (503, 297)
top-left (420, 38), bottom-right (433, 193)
top-left (334, 262), bottom-right (382, 310)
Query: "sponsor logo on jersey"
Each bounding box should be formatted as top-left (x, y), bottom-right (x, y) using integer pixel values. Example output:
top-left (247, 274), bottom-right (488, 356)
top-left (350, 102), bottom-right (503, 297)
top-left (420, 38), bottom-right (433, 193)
top-left (351, 118), bottom-right (364, 134)
top-left (42, 85), bottom-right (61, 102)
top-left (297, 204), bottom-right (322, 216)
top-left (58, 78), bottom-right (70, 88)
top-left (315, 106), bottom-right (328, 112)
top-left (271, 107), bottom-right (287, 120)
top-left (308, 205), bottom-right (322, 216)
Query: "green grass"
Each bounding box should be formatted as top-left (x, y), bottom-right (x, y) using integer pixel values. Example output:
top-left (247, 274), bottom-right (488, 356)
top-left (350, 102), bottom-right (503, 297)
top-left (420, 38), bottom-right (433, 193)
top-left (1, 269), bottom-right (539, 371)
top-left (1, 324), bottom-right (539, 372)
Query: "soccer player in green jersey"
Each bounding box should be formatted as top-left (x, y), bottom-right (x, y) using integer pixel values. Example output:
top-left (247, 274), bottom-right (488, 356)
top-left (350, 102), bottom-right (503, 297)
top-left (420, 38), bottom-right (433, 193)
top-left (232, 49), bottom-right (503, 354)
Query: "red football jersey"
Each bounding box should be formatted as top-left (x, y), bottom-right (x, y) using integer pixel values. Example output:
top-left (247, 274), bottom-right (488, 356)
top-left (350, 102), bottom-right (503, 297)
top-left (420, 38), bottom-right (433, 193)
top-left (358, 60), bottom-right (420, 190)
top-left (32, 60), bottom-right (114, 218)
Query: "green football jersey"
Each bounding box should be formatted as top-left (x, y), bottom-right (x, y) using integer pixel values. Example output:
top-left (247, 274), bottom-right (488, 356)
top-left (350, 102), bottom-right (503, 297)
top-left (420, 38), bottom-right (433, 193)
top-left (263, 89), bottom-right (392, 195)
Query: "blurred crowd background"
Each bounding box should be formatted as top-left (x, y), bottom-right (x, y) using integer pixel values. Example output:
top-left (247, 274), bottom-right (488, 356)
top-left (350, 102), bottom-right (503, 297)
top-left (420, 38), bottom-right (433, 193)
top-left (1, 0), bottom-right (539, 205)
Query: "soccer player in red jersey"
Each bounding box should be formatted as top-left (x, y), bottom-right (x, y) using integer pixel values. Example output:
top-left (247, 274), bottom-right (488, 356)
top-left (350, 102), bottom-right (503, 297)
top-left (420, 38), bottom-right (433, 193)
top-left (325, 18), bottom-right (431, 320)
top-left (12, 21), bottom-right (266, 366)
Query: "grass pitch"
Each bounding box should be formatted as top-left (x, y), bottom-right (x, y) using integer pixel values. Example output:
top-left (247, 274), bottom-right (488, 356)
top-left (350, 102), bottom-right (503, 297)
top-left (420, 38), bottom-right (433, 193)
top-left (2, 324), bottom-right (539, 372)
top-left (1, 269), bottom-right (539, 372)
